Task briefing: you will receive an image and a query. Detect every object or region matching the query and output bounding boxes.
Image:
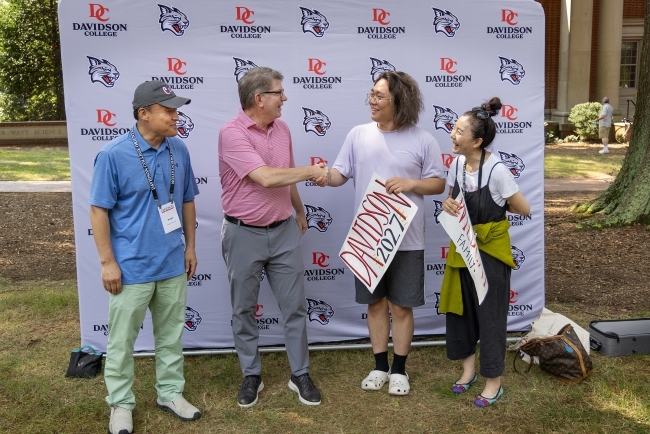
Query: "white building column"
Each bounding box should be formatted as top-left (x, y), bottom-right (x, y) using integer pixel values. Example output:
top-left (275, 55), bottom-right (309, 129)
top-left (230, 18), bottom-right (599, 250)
top-left (596, 0), bottom-right (623, 115)
top-left (552, 0), bottom-right (593, 123)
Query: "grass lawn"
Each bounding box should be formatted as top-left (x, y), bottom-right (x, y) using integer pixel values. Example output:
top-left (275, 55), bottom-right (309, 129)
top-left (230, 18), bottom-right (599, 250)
top-left (0, 146), bottom-right (70, 181)
top-left (1, 279), bottom-right (649, 433)
top-left (544, 154), bottom-right (624, 179)
top-left (0, 143), bottom-right (628, 181)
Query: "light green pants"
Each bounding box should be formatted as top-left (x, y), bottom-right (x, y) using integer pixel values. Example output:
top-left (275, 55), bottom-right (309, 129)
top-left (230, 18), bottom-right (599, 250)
top-left (104, 273), bottom-right (187, 409)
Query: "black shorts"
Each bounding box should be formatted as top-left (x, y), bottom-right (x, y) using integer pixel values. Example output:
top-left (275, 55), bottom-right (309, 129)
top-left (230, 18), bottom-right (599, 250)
top-left (354, 250), bottom-right (425, 308)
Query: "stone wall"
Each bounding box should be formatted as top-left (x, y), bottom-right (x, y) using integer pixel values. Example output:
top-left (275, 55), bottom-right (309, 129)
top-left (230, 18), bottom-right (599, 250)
top-left (0, 121), bottom-right (67, 146)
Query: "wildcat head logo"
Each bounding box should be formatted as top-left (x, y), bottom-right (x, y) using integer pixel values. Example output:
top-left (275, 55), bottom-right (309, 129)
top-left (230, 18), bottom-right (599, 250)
top-left (434, 292), bottom-right (444, 315)
top-left (158, 4), bottom-right (189, 36)
top-left (300, 7), bottom-right (329, 37)
top-left (498, 56), bottom-right (525, 85)
top-left (306, 298), bottom-right (334, 325)
top-left (432, 105), bottom-right (458, 133)
top-left (302, 107), bottom-right (331, 136)
top-left (369, 57), bottom-right (396, 82)
top-left (511, 245), bottom-right (525, 270)
top-left (432, 200), bottom-right (443, 224)
top-left (233, 57), bottom-right (258, 82)
top-left (305, 204), bottom-right (332, 232)
top-left (432, 8), bottom-right (460, 37)
top-left (498, 151), bottom-right (526, 178)
top-left (176, 112), bottom-right (194, 139)
top-left (87, 56), bottom-right (120, 88)
top-left (184, 306), bottom-right (202, 331)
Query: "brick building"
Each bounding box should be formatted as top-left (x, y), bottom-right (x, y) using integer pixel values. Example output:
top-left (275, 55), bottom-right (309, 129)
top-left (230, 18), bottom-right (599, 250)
top-left (537, 0), bottom-right (645, 123)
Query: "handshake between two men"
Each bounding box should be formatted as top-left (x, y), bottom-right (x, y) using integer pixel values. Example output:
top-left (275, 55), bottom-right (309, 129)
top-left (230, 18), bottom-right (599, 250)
top-left (306, 162), bottom-right (419, 196)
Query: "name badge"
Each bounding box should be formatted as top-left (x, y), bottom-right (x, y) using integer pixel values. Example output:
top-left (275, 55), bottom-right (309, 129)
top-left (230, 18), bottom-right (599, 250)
top-left (158, 202), bottom-right (182, 234)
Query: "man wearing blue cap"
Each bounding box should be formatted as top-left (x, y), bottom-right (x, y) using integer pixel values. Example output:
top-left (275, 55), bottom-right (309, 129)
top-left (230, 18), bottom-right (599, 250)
top-left (90, 80), bottom-right (201, 434)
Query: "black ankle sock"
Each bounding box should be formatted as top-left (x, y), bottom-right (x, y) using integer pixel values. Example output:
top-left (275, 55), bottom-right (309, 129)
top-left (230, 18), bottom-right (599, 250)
top-left (391, 353), bottom-right (408, 375)
top-left (374, 351), bottom-right (389, 372)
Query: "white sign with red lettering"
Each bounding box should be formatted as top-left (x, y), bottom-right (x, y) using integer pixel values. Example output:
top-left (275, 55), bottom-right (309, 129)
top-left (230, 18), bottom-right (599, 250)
top-left (339, 173), bottom-right (418, 293)
top-left (438, 192), bottom-right (488, 304)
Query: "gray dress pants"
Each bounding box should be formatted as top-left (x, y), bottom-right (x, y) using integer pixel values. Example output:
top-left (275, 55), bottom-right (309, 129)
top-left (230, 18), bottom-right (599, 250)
top-left (221, 216), bottom-right (309, 377)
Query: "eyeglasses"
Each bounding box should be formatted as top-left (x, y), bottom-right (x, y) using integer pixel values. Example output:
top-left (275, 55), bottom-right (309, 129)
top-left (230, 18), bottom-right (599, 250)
top-left (262, 89), bottom-right (285, 97)
top-left (366, 93), bottom-right (392, 104)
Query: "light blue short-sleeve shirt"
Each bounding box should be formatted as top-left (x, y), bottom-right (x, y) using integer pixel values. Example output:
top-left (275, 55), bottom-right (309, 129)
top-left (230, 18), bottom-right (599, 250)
top-left (89, 125), bottom-right (199, 284)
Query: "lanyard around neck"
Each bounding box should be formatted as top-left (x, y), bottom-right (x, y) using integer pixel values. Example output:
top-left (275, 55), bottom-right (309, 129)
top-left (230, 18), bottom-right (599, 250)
top-left (130, 130), bottom-right (175, 208)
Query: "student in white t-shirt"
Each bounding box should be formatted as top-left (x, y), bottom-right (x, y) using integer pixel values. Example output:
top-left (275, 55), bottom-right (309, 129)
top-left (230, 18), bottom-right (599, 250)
top-left (320, 71), bottom-right (446, 396)
top-left (439, 97), bottom-right (530, 407)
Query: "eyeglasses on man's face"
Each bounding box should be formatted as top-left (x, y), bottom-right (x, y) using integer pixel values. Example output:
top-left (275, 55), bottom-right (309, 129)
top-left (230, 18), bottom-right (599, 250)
top-left (366, 93), bottom-right (392, 105)
top-left (262, 89), bottom-right (285, 97)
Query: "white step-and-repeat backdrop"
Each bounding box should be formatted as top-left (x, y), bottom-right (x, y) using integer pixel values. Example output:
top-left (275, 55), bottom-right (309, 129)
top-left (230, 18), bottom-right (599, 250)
top-left (59, 0), bottom-right (545, 352)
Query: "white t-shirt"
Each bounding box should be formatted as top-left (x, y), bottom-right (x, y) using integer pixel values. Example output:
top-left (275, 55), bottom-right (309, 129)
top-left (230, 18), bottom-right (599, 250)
top-left (599, 103), bottom-right (613, 127)
top-left (333, 122), bottom-right (445, 250)
top-left (446, 153), bottom-right (519, 207)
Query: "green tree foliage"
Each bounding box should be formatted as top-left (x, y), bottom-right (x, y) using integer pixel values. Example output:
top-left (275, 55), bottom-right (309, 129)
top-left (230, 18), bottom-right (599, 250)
top-left (0, 0), bottom-right (64, 121)
top-left (567, 102), bottom-right (601, 141)
top-left (573, 0), bottom-right (650, 228)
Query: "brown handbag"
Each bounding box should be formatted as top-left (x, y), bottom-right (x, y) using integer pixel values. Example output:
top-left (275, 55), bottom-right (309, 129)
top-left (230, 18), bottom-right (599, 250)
top-left (513, 324), bottom-right (593, 383)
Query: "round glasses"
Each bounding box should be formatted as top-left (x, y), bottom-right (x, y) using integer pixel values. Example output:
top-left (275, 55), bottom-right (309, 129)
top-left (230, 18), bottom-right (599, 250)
top-left (366, 93), bottom-right (392, 105)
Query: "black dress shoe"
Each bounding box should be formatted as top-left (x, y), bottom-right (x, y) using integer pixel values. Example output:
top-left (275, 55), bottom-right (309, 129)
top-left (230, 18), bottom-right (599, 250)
top-left (237, 376), bottom-right (264, 408)
top-left (288, 373), bottom-right (321, 405)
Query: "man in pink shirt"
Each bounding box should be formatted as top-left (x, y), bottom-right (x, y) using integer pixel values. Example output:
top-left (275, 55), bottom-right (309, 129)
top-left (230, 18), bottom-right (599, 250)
top-left (219, 67), bottom-right (327, 408)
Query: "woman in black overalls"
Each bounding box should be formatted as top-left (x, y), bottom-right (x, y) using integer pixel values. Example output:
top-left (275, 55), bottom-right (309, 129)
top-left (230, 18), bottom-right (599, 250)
top-left (440, 97), bottom-right (530, 407)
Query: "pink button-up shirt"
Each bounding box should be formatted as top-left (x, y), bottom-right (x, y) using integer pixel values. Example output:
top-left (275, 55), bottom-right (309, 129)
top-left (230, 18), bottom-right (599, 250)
top-left (218, 109), bottom-right (294, 226)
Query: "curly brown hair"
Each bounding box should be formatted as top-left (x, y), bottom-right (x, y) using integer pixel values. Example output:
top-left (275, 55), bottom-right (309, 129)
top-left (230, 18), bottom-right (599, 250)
top-left (374, 71), bottom-right (424, 128)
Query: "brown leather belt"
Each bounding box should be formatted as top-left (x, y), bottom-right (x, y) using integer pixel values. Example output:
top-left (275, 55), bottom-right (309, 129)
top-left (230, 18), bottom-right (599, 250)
top-left (224, 214), bottom-right (289, 229)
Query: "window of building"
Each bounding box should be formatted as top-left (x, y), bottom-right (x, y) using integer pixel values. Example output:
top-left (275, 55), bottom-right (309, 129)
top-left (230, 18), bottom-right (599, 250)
top-left (620, 41), bottom-right (638, 88)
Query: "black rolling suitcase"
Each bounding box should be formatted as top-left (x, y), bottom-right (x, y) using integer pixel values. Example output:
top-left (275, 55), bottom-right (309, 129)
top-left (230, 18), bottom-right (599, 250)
top-left (588, 318), bottom-right (650, 356)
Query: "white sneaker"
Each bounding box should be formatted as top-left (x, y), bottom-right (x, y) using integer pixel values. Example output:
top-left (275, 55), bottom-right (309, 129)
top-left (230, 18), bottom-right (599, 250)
top-left (109, 406), bottom-right (132, 434)
top-left (157, 395), bottom-right (201, 421)
top-left (361, 370), bottom-right (389, 391)
top-left (388, 372), bottom-right (410, 396)
top-left (599, 149), bottom-right (610, 154)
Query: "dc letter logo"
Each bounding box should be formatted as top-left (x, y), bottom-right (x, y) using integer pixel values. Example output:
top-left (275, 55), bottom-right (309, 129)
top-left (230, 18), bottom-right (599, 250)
top-left (372, 8), bottom-right (390, 25)
top-left (236, 6), bottom-right (254, 24)
top-left (502, 9), bottom-right (518, 26)
top-left (89, 4), bottom-right (109, 22)
top-left (167, 58), bottom-right (186, 75)
top-left (96, 109), bottom-right (116, 126)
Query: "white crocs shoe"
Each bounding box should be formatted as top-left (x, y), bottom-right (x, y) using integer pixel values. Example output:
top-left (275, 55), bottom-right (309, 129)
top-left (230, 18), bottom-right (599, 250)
top-left (157, 395), bottom-right (201, 421)
top-left (388, 372), bottom-right (410, 396)
top-left (361, 370), bottom-right (389, 391)
top-left (109, 406), bottom-right (133, 434)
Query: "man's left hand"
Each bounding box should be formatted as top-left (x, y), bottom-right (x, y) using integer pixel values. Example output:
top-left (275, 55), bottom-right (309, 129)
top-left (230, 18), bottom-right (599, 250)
top-left (296, 213), bottom-right (308, 235)
top-left (185, 246), bottom-right (198, 280)
top-left (385, 177), bottom-right (415, 195)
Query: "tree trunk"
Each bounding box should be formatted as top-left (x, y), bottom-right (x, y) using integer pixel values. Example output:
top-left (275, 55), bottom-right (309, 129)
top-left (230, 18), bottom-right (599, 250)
top-left (573, 0), bottom-right (650, 228)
